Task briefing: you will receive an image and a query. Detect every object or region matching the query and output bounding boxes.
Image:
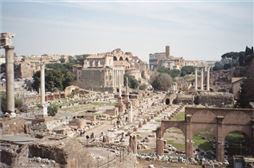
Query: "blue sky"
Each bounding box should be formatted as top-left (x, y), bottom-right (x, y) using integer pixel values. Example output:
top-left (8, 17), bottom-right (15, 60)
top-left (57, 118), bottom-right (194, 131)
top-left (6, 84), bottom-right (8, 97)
top-left (0, 0), bottom-right (253, 62)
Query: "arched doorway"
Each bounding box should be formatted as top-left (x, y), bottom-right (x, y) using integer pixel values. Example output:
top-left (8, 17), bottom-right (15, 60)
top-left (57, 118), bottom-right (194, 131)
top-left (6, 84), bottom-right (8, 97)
top-left (192, 130), bottom-right (216, 160)
top-left (119, 57), bottom-right (123, 61)
top-left (225, 132), bottom-right (250, 157)
top-left (163, 127), bottom-right (185, 153)
top-left (113, 56), bottom-right (117, 61)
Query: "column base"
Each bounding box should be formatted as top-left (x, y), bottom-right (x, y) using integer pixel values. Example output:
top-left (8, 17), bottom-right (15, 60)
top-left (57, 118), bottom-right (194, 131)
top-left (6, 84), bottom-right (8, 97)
top-left (10, 112), bottom-right (16, 118)
top-left (42, 104), bottom-right (48, 116)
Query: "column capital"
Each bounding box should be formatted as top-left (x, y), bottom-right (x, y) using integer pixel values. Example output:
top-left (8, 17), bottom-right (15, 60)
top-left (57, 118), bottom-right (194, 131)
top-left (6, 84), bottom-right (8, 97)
top-left (4, 45), bottom-right (15, 50)
top-left (186, 114), bottom-right (192, 123)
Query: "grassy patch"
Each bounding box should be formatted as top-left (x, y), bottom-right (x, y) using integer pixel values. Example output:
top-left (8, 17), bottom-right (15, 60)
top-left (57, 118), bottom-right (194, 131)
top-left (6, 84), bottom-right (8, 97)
top-left (225, 132), bottom-right (248, 155)
top-left (90, 101), bottom-right (116, 106)
top-left (171, 111), bottom-right (185, 121)
top-left (226, 132), bottom-right (244, 143)
top-left (193, 134), bottom-right (212, 151)
top-left (60, 101), bottom-right (116, 113)
top-left (155, 119), bottom-right (161, 122)
top-left (167, 139), bottom-right (185, 151)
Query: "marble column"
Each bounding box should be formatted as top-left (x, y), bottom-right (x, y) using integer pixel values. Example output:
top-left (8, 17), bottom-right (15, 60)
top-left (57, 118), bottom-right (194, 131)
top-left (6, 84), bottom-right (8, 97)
top-left (5, 46), bottom-right (15, 117)
top-left (195, 67), bottom-right (198, 91)
top-left (40, 63), bottom-right (47, 116)
top-left (206, 66), bottom-right (210, 91)
top-left (200, 67), bottom-right (204, 90)
top-left (125, 77), bottom-right (129, 102)
top-left (118, 82), bottom-right (122, 97)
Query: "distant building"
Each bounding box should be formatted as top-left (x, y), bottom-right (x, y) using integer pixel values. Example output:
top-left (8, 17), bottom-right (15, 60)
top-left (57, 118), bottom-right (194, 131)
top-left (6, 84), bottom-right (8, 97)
top-left (231, 77), bottom-right (245, 100)
top-left (77, 49), bottom-right (149, 92)
top-left (14, 54), bottom-right (70, 79)
top-left (149, 45), bottom-right (210, 70)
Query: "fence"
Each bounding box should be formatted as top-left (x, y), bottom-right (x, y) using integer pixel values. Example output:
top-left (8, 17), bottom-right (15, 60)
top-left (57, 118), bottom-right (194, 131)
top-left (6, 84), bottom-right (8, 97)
top-left (84, 145), bottom-right (137, 168)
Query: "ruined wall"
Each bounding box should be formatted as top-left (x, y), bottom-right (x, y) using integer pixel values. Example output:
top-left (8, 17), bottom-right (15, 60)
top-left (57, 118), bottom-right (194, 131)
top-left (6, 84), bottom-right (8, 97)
top-left (79, 68), bottom-right (106, 88)
top-left (77, 68), bottom-right (114, 92)
top-left (197, 92), bottom-right (234, 107)
top-left (0, 118), bottom-right (26, 135)
top-left (28, 144), bottom-right (67, 164)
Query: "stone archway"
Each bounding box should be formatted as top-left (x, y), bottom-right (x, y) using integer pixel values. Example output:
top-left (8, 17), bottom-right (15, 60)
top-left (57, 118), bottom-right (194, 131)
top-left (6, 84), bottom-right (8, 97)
top-left (156, 107), bottom-right (254, 162)
top-left (224, 131), bottom-right (250, 157)
top-left (164, 127), bottom-right (186, 152)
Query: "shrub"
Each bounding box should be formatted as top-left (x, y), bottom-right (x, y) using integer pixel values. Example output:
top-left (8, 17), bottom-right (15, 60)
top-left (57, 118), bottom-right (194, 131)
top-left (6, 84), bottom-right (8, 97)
top-left (47, 104), bottom-right (58, 116)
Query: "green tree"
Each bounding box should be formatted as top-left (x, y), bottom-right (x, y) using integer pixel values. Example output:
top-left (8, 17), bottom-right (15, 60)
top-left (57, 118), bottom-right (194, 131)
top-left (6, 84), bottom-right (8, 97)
top-left (47, 103), bottom-right (58, 116)
top-left (139, 84), bottom-right (147, 90)
top-left (157, 67), bottom-right (170, 74)
top-left (181, 66), bottom-right (195, 76)
top-left (157, 67), bottom-right (180, 78)
top-left (224, 63), bottom-right (232, 70)
top-left (68, 56), bottom-right (77, 64)
top-left (59, 57), bottom-right (66, 63)
top-left (238, 58), bottom-right (254, 107)
top-left (213, 62), bottom-right (223, 71)
top-left (169, 69), bottom-right (180, 78)
top-left (124, 74), bottom-right (139, 89)
top-left (32, 63), bottom-right (75, 92)
top-left (151, 73), bottom-right (172, 91)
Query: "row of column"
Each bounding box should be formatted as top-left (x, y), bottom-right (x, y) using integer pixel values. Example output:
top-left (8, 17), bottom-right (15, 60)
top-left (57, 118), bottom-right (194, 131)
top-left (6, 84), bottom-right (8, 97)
top-left (113, 69), bottom-right (124, 90)
top-left (195, 67), bottom-right (210, 91)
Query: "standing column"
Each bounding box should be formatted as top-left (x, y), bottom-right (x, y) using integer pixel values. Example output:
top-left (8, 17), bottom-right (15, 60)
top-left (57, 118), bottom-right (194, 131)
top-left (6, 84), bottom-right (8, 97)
top-left (114, 70), bottom-right (116, 90)
top-left (156, 127), bottom-right (164, 155)
top-left (40, 63), bottom-right (47, 116)
top-left (195, 67), bottom-right (198, 91)
top-left (118, 82), bottom-right (122, 97)
top-left (216, 116), bottom-right (224, 162)
top-left (200, 67), bottom-right (204, 90)
top-left (5, 46), bottom-right (15, 117)
top-left (206, 66), bottom-right (210, 91)
top-left (185, 114), bottom-right (193, 158)
top-left (251, 119), bottom-right (254, 156)
top-left (126, 77), bottom-right (129, 102)
top-left (128, 102), bottom-right (133, 123)
top-left (117, 70), bottom-right (119, 88)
